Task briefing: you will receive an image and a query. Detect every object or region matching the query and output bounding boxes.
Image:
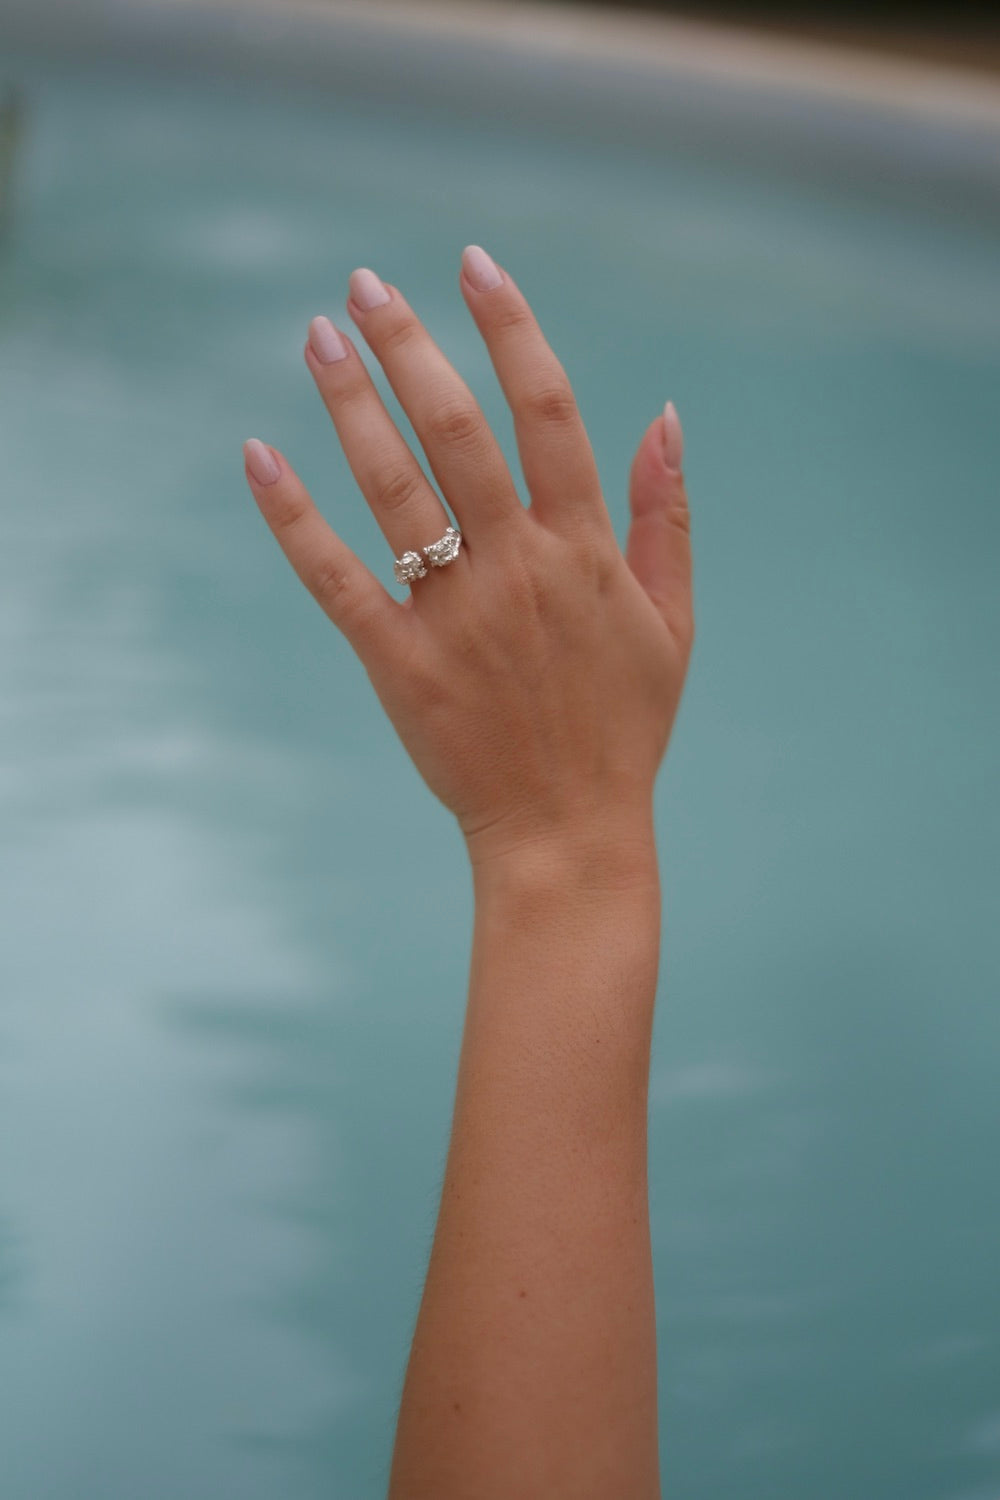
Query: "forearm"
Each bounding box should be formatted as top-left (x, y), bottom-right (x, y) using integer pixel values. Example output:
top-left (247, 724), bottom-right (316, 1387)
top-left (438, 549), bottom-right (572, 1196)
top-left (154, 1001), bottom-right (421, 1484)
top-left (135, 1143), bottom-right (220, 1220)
top-left (388, 825), bottom-right (663, 1500)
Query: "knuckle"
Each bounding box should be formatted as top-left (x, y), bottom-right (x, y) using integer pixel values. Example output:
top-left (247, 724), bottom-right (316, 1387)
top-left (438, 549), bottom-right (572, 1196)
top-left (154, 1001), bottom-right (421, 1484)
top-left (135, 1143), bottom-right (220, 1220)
top-left (522, 382), bottom-right (578, 428)
top-left (491, 300), bottom-right (534, 337)
top-left (665, 493), bottom-right (692, 537)
top-left (311, 555), bottom-right (354, 612)
top-left (409, 656), bottom-right (450, 713)
top-left (378, 315), bottom-right (420, 356)
top-left (376, 465), bottom-right (424, 514)
top-left (569, 528), bottom-right (616, 590)
top-left (593, 549), bottom-right (617, 595)
top-left (427, 400), bottom-right (484, 452)
top-left (651, 594), bottom-right (694, 654)
top-left (503, 545), bottom-right (554, 623)
top-left (269, 492), bottom-right (311, 537)
top-left (330, 371), bottom-right (372, 410)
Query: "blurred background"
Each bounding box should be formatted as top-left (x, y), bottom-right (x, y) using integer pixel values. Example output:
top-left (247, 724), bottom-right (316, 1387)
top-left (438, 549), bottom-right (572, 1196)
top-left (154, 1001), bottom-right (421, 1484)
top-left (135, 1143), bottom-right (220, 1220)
top-left (553, 0), bottom-right (1000, 68)
top-left (1, 2), bottom-right (998, 1498)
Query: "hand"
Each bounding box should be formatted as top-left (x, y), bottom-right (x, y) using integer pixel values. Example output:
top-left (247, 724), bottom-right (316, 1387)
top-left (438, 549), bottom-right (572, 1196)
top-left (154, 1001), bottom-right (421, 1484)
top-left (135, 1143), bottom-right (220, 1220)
top-left (243, 246), bottom-right (693, 870)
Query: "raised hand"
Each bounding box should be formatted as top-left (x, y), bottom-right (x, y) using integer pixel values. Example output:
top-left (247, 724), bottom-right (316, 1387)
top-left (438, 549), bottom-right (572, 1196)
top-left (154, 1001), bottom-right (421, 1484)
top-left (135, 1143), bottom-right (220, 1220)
top-left (243, 246), bottom-right (693, 869)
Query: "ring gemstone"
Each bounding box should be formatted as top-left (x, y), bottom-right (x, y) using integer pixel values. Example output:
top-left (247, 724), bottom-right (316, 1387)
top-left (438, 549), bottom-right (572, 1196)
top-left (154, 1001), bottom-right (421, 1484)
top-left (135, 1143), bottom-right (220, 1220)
top-left (423, 527), bottom-right (462, 568)
top-left (393, 550), bottom-right (428, 585)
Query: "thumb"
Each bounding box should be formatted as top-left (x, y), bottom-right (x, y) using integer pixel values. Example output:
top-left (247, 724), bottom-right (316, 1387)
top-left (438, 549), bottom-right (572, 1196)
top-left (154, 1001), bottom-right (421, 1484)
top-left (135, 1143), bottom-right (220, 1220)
top-left (625, 401), bottom-right (693, 646)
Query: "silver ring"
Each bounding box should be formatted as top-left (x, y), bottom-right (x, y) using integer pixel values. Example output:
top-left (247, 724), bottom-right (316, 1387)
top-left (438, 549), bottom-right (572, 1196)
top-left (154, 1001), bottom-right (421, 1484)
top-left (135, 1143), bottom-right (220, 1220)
top-left (393, 526), bottom-right (462, 585)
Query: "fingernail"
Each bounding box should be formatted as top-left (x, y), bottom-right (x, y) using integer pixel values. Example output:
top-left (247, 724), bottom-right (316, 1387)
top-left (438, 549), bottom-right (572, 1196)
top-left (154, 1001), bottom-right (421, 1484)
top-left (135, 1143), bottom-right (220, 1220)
top-left (462, 244), bottom-right (503, 292)
top-left (244, 438), bottom-right (280, 486)
top-left (348, 267), bottom-right (390, 310)
top-left (308, 315), bottom-right (348, 365)
top-left (662, 401), bottom-right (684, 472)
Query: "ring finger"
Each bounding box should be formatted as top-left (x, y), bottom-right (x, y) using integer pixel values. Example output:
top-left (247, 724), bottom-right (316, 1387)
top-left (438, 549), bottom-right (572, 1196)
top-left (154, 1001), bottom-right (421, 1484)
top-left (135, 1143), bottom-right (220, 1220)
top-left (304, 314), bottom-right (455, 577)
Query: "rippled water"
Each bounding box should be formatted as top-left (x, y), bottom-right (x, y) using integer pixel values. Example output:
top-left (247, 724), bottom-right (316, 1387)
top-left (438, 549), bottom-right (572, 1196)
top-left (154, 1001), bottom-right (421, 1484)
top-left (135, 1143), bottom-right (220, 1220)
top-left (2, 32), bottom-right (999, 1500)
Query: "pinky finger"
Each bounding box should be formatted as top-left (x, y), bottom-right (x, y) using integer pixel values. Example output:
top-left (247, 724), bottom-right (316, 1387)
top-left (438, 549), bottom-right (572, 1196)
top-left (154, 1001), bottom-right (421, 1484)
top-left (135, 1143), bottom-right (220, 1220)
top-left (243, 438), bottom-right (403, 664)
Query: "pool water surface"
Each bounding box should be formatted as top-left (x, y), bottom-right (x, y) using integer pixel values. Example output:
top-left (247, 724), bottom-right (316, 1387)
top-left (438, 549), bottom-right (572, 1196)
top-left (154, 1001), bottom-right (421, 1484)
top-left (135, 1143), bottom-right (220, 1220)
top-left (1, 20), bottom-right (999, 1500)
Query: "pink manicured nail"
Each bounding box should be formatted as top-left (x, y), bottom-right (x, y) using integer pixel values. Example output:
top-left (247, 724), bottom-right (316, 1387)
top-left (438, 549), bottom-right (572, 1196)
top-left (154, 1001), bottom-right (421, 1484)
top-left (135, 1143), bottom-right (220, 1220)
top-left (308, 315), bottom-right (348, 364)
top-left (662, 401), bottom-right (684, 472)
top-left (348, 267), bottom-right (390, 310)
top-left (244, 438), bottom-right (280, 486)
top-left (462, 244), bottom-right (503, 292)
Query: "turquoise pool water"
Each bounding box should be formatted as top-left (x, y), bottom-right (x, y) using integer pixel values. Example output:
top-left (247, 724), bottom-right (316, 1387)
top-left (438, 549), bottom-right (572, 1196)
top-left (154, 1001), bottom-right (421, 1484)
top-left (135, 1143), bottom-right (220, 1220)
top-left (2, 16), bottom-right (999, 1500)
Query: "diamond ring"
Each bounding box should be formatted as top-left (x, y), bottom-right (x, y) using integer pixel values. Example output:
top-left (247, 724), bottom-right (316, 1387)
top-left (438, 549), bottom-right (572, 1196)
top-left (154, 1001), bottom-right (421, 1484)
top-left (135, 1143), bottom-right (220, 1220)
top-left (393, 526), bottom-right (462, 585)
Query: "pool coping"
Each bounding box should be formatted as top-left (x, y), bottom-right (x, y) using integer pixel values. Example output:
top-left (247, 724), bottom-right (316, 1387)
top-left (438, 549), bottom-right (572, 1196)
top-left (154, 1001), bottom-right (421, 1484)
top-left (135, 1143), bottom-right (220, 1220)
top-left (6, 0), bottom-right (1000, 210)
top-left (83, 0), bottom-right (1000, 132)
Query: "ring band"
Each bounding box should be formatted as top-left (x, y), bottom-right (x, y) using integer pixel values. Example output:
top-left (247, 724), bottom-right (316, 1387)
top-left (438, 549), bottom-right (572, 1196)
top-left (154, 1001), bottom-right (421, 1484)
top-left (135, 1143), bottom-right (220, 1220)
top-left (394, 526), bottom-right (462, 585)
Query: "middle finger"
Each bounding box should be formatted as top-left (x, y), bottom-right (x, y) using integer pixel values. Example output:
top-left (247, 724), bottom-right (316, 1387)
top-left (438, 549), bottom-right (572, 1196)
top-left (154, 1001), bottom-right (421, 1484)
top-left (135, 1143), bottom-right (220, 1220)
top-left (346, 267), bottom-right (520, 533)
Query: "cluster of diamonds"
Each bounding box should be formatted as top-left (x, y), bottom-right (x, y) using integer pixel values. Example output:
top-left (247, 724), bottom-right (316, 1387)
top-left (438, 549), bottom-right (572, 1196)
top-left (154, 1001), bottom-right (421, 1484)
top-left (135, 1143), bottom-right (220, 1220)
top-left (393, 527), bottom-right (462, 585)
top-left (423, 527), bottom-right (462, 568)
top-left (393, 550), bottom-right (427, 585)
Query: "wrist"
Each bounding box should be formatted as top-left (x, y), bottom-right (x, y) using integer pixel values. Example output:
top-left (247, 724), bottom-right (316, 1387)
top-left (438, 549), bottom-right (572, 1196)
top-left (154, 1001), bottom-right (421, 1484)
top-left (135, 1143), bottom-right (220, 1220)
top-left (464, 813), bottom-right (662, 1107)
top-left (466, 812), bottom-right (660, 910)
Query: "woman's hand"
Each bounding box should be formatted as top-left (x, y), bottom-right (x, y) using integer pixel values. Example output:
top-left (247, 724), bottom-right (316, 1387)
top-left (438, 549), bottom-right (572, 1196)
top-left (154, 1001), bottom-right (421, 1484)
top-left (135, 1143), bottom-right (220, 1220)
top-left (243, 246), bottom-right (693, 870)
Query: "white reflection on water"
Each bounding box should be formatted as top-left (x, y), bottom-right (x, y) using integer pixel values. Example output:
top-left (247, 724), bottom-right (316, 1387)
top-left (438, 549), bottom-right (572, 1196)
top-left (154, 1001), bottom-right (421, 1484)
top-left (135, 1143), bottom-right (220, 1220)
top-left (967, 1413), bottom-right (1000, 1454)
top-left (904, 1333), bottom-right (991, 1368)
top-left (1, 798), bottom-right (369, 1494)
top-left (650, 1058), bottom-right (772, 1105)
top-left (163, 208), bottom-right (318, 274)
top-left (0, 371), bottom-right (368, 1492)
